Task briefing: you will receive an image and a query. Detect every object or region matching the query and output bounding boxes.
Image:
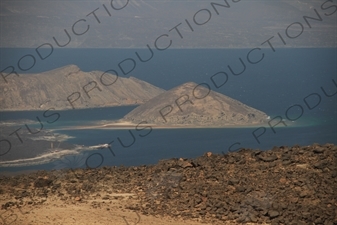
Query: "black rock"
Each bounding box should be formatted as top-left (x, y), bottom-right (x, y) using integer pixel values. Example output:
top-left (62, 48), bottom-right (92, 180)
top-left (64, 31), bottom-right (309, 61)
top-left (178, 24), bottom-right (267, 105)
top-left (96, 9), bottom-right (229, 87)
top-left (268, 210), bottom-right (280, 219)
top-left (313, 148), bottom-right (325, 154)
top-left (34, 178), bottom-right (53, 188)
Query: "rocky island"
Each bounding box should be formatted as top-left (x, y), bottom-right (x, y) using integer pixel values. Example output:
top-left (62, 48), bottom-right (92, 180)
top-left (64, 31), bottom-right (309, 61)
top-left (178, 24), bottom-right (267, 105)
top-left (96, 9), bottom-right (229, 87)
top-left (1, 65), bottom-right (268, 128)
top-left (0, 65), bottom-right (165, 111)
top-left (122, 82), bottom-right (269, 127)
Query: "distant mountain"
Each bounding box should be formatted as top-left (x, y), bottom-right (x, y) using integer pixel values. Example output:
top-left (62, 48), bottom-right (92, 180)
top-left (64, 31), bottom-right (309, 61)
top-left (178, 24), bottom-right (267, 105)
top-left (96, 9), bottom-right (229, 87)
top-left (122, 82), bottom-right (268, 127)
top-left (0, 65), bottom-right (165, 111)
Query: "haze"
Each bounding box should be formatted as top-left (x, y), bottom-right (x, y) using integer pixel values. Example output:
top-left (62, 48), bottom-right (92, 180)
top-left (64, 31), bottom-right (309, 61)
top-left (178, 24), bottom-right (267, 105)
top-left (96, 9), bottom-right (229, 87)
top-left (0, 0), bottom-right (336, 48)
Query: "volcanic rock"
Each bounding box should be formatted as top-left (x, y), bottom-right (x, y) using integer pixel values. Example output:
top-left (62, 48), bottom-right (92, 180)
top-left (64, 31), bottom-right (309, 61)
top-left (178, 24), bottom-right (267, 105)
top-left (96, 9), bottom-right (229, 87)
top-left (0, 143), bottom-right (336, 224)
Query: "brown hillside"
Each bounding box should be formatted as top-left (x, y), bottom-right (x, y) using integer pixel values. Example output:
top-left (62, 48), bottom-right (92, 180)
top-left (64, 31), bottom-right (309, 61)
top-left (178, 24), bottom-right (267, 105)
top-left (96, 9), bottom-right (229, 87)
top-left (122, 82), bottom-right (268, 126)
top-left (0, 65), bottom-right (165, 111)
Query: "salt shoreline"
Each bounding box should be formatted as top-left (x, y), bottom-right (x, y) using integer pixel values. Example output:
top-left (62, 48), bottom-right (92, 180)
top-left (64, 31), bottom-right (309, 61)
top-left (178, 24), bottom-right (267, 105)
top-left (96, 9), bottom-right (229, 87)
top-left (56, 121), bottom-right (275, 130)
top-left (0, 143), bottom-right (113, 168)
top-left (0, 148), bottom-right (82, 168)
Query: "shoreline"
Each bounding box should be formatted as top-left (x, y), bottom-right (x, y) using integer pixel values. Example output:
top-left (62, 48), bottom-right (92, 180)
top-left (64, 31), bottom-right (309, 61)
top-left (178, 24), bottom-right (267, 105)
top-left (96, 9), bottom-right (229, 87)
top-left (0, 104), bottom-right (141, 112)
top-left (56, 121), bottom-right (275, 130)
top-left (0, 147), bottom-right (82, 168)
top-left (54, 120), bottom-right (305, 130)
top-left (0, 143), bottom-right (112, 168)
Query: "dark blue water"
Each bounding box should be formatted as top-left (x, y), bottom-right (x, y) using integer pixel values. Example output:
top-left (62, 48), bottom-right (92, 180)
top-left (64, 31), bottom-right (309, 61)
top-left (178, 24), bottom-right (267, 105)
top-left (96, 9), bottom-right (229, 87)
top-left (0, 48), bottom-right (336, 173)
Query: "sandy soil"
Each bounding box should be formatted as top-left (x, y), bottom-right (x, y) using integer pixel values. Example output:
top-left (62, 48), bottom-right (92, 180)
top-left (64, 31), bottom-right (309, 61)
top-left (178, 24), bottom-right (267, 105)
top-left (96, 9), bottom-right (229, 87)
top-left (1, 194), bottom-right (270, 225)
top-left (0, 198), bottom-right (212, 225)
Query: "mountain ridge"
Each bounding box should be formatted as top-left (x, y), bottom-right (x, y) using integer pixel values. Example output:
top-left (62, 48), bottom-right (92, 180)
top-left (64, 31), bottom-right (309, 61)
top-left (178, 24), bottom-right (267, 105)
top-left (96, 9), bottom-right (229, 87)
top-left (0, 65), bottom-right (165, 111)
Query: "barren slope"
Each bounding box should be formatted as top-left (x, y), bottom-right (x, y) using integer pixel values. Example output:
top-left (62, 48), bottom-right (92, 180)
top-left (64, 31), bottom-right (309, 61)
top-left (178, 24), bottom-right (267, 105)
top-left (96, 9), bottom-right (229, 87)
top-left (123, 82), bottom-right (268, 126)
top-left (0, 65), bottom-right (165, 111)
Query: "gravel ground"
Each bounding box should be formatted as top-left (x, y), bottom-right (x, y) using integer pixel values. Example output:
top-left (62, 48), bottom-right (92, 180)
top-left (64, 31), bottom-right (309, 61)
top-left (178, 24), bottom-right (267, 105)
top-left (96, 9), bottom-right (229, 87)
top-left (1, 143), bottom-right (336, 225)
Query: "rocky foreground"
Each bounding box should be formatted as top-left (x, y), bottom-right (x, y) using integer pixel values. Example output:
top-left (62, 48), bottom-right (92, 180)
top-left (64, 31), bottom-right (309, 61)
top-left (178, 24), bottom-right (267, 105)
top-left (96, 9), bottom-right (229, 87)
top-left (0, 143), bottom-right (336, 225)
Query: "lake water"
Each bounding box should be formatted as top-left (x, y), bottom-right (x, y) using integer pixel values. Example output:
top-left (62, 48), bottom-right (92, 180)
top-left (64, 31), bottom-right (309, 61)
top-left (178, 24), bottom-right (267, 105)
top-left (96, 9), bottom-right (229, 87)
top-left (0, 48), bottom-right (336, 173)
